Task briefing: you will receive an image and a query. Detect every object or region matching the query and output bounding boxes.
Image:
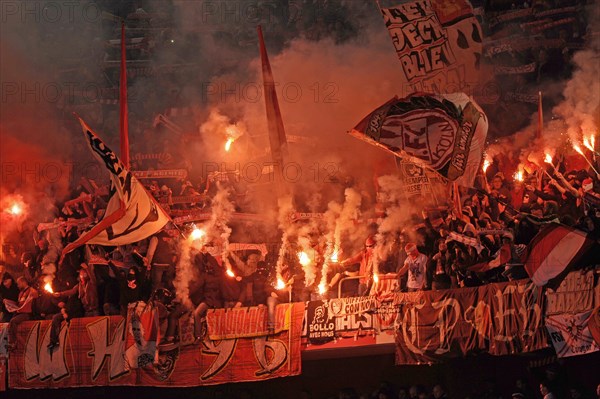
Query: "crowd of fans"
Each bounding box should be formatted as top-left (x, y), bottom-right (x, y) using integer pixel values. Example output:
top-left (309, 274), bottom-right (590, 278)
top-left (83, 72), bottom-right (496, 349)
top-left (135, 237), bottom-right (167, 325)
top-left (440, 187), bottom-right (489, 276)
top-left (1, 0), bottom-right (599, 373)
top-left (1, 147), bottom-right (599, 352)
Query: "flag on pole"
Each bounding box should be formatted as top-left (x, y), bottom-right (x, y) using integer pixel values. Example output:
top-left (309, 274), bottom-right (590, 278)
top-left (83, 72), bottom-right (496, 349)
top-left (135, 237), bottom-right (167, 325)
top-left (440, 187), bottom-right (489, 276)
top-left (120, 21), bottom-right (130, 168)
top-left (522, 223), bottom-right (593, 287)
top-left (61, 117), bottom-right (169, 258)
top-left (350, 92), bottom-right (488, 186)
top-left (257, 25), bottom-right (289, 183)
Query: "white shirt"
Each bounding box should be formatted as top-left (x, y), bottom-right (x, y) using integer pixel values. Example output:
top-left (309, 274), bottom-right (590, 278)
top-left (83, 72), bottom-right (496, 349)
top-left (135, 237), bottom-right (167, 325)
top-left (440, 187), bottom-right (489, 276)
top-left (404, 253), bottom-right (428, 289)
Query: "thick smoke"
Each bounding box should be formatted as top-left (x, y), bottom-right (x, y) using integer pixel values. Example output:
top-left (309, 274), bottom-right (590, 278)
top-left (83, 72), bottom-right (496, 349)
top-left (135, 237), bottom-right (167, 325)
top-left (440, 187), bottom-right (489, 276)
top-left (485, 7), bottom-right (600, 173)
top-left (174, 183), bottom-right (235, 306)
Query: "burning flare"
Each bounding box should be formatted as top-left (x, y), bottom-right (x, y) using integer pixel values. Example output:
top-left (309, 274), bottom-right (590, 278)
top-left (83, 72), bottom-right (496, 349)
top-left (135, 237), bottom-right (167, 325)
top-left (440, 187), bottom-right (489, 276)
top-left (573, 143), bottom-right (584, 155)
top-left (44, 282), bottom-right (54, 294)
top-left (483, 157), bottom-right (491, 173)
top-left (330, 251), bottom-right (339, 263)
top-left (225, 269), bottom-right (235, 278)
top-left (583, 134), bottom-right (596, 152)
top-left (8, 203), bottom-right (22, 216)
top-left (513, 168), bottom-right (524, 182)
top-left (190, 227), bottom-right (205, 241)
top-left (318, 282), bottom-right (327, 295)
top-left (373, 273), bottom-right (379, 284)
top-left (224, 124), bottom-right (241, 152)
top-left (276, 278), bottom-right (286, 290)
top-left (298, 251), bottom-right (311, 267)
top-left (544, 153), bottom-right (553, 164)
top-left (224, 138), bottom-right (234, 152)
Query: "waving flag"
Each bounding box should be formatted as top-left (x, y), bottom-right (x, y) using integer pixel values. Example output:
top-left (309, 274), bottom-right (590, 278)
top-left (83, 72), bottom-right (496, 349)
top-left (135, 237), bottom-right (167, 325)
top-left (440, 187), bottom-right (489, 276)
top-left (350, 92), bottom-right (488, 186)
top-left (61, 117), bottom-right (169, 258)
top-left (522, 224), bottom-right (593, 287)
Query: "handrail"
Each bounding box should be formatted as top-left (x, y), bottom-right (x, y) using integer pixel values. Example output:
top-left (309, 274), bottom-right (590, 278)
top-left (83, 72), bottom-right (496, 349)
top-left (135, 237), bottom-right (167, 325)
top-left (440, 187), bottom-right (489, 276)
top-left (337, 275), bottom-right (365, 299)
top-left (337, 273), bottom-right (398, 298)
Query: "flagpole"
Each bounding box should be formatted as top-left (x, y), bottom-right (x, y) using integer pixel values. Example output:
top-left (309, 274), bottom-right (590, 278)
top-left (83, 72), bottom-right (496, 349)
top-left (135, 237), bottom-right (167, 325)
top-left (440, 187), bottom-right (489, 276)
top-left (120, 21), bottom-right (130, 168)
top-left (536, 91), bottom-right (543, 140)
top-left (257, 25), bottom-right (289, 196)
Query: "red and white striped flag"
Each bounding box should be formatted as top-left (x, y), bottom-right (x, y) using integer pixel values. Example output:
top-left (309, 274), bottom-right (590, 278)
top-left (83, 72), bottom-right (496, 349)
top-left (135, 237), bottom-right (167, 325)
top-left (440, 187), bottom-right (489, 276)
top-left (522, 224), bottom-right (593, 287)
top-left (61, 117), bottom-right (170, 258)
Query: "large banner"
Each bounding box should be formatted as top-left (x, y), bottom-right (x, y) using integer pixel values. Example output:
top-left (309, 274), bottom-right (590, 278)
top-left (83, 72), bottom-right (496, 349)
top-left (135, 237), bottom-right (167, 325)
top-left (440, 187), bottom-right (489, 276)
top-left (9, 303), bottom-right (304, 388)
top-left (380, 0), bottom-right (482, 93)
top-left (394, 280), bottom-right (548, 364)
top-left (206, 304), bottom-right (297, 340)
top-left (350, 92), bottom-right (488, 186)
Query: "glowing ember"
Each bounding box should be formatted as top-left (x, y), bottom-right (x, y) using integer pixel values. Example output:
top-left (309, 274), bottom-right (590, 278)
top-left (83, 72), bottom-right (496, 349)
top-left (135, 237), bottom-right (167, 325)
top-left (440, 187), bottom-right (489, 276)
top-left (513, 169), bottom-right (524, 182)
top-left (44, 282), bottom-right (54, 294)
top-left (318, 282), bottom-right (327, 295)
top-left (190, 227), bottom-right (205, 241)
top-left (276, 278), bottom-right (286, 290)
top-left (8, 203), bottom-right (22, 216)
top-left (544, 153), bottom-right (553, 164)
top-left (298, 251), bottom-right (311, 267)
top-left (373, 273), bottom-right (379, 284)
top-left (483, 157), bottom-right (491, 173)
top-left (226, 269), bottom-right (235, 278)
top-left (224, 138), bottom-right (234, 152)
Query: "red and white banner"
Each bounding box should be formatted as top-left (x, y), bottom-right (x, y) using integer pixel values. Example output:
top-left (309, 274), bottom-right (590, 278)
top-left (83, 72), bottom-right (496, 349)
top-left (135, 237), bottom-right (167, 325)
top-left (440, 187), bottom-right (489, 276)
top-left (9, 303), bottom-right (304, 388)
top-left (380, 0), bottom-right (482, 93)
top-left (206, 304), bottom-right (298, 340)
top-left (522, 224), bottom-right (593, 287)
top-left (350, 92), bottom-right (488, 186)
top-left (172, 210), bottom-right (265, 225)
top-left (546, 311), bottom-right (600, 358)
top-left (394, 280), bottom-right (547, 364)
top-left (132, 169), bottom-right (188, 179)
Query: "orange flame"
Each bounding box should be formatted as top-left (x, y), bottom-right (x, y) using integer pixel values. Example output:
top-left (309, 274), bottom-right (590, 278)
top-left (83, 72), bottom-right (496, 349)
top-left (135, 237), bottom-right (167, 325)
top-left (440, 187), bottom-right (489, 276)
top-left (226, 269), bottom-right (235, 278)
top-left (318, 282), bottom-right (327, 295)
top-left (276, 278), bottom-right (286, 290)
top-left (44, 282), bottom-right (54, 294)
top-left (573, 143), bottom-right (584, 155)
top-left (373, 273), bottom-right (380, 284)
top-left (224, 138), bottom-right (234, 152)
top-left (190, 227), bottom-right (205, 241)
top-left (513, 168), bottom-right (524, 182)
top-left (330, 251), bottom-right (339, 263)
top-left (7, 203), bottom-right (22, 216)
top-left (298, 251), bottom-right (311, 267)
top-left (544, 153), bottom-right (553, 164)
top-left (483, 157), bottom-right (491, 173)
top-left (583, 134), bottom-right (596, 152)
